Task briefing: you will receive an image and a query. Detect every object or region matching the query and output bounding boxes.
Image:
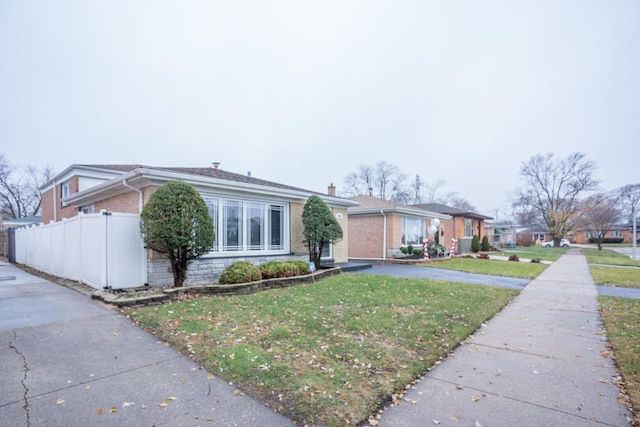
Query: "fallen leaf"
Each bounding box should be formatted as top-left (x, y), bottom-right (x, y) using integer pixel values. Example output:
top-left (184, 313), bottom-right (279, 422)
top-left (88, 373), bottom-right (94, 378)
top-left (598, 379), bottom-right (609, 384)
top-left (167, 396), bottom-right (177, 401)
top-left (472, 396), bottom-right (480, 402)
top-left (207, 373), bottom-right (215, 380)
top-left (159, 400), bottom-right (169, 408)
top-left (432, 421), bottom-right (441, 425)
top-left (141, 404), bottom-right (148, 409)
top-left (122, 402), bottom-right (135, 407)
top-left (109, 406), bottom-right (118, 413)
top-left (97, 408), bottom-right (104, 415)
top-left (55, 398), bottom-right (64, 404)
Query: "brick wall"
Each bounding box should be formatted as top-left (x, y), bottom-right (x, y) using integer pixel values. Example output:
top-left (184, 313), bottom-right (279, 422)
top-left (348, 214), bottom-right (384, 258)
top-left (94, 190), bottom-right (142, 214)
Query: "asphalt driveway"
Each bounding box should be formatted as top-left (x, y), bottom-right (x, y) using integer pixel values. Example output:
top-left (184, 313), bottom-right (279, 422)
top-left (358, 262), bottom-right (531, 289)
top-left (0, 262), bottom-right (295, 427)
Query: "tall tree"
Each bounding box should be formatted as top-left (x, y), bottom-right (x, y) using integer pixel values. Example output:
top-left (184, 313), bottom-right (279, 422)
top-left (343, 164), bottom-right (474, 209)
top-left (514, 152), bottom-right (598, 246)
top-left (342, 161), bottom-right (410, 203)
top-left (0, 154), bottom-right (54, 219)
top-left (579, 193), bottom-right (621, 250)
top-left (620, 183), bottom-right (640, 258)
top-left (140, 181), bottom-right (214, 287)
top-left (302, 195), bottom-right (343, 268)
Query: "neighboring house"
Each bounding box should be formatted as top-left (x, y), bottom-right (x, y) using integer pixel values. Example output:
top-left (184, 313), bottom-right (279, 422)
top-left (36, 164), bottom-right (357, 286)
top-left (347, 196), bottom-right (450, 260)
top-left (572, 223), bottom-right (636, 244)
top-left (516, 225), bottom-right (550, 245)
top-left (411, 203), bottom-right (493, 254)
top-left (0, 214), bottom-right (42, 258)
top-left (1, 215), bottom-right (42, 231)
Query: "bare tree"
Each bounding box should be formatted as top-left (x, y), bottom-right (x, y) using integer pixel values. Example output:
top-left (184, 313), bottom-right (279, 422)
top-left (342, 161), bottom-right (410, 202)
top-left (0, 154), bottom-right (54, 219)
top-left (579, 193), bottom-right (622, 250)
top-left (514, 152), bottom-right (598, 246)
top-left (419, 178), bottom-right (476, 211)
top-left (620, 183), bottom-right (640, 258)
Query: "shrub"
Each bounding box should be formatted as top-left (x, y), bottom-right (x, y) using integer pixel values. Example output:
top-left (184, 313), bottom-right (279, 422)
top-left (219, 261), bottom-right (261, 284)
top-left (508, 255), bottom-right (520, 262)
top-left (588, 237), bottom-right (624, 244)
top-left (531, 258), bottom-right (541, 263)
top-left (481, 236), bottom-right (491, 252)
top-left (259, 261), bottom-right (284, 279)
top-left (280, 260), bottom-right (311, 277)
top-left (399, 246), bottom-right (408, 255)
top-left (413, 248), bottom-right (423, 257)
top-left (477, 252), bottom-right (490, 260)
top-left (516, 234), bottom-right (534, 247)
top-left (260, 260), bottom-right (311, 279)
top-left (407, 245), bottom-right (414, 254)
top-left (471, 235), bottom-right (480, 253)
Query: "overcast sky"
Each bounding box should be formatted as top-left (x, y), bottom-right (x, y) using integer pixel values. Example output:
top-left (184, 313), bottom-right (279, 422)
top-left (1, 1), bottom-right (638, 217)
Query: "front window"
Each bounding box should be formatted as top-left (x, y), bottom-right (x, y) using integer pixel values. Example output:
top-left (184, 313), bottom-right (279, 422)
top-left (611, 230), bottom-right (622, 238)
top-left (402, 217), bottom-right (425, 245)
top-left (464, 218), bottom-right (474, 238)
top-left (205, 196), bottom-right (289, 254)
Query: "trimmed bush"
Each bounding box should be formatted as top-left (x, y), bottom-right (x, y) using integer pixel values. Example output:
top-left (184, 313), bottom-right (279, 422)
top-left (471, 235), bottom-right (481, 253)
top-left (259, 261), bottom-right (284, 279)
top-left (407, 245), bottom-right (414, 254)
top-left (399, 246), bottom-right (408, 255)
top-left (219, 261), bottom-right (261, 284)
top-left (260, 260), bottom-right (311, 279)
top-left (531, 258), bottom-right (541, 263)
top-left (413, 248), bottom-right (423, 257)
top-left (588, 237), bottom-right (624, 244)
top-left (481, 236), bottom-right (491, 252)
top-left (508, 255), bottom-right (520, 262)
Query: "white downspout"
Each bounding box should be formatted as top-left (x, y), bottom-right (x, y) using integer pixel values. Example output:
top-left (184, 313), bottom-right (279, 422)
top-left (123, 179), bottom-right (143, 213)
top-left (53, 180), bottom-right (58, 222)
top-left (123, 179), bottom-right (147, 286)
top-left (381, 209), bottom-right (387, 261)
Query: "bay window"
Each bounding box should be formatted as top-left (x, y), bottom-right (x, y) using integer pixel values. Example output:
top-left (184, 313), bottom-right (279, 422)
top-left (402, 217), bottom-right (425, 245)
top-left (204, 196), bottom-right (289, 254)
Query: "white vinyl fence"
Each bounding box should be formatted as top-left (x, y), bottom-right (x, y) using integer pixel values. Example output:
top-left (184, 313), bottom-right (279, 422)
top-left (15, 212), bottom-right (147, 289)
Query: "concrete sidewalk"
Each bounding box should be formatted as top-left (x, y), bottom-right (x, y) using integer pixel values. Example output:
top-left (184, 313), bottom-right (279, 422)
top-left (378, 250), bottom-right (633, 426)
top-left (0, 262), bottom-right (295, 427)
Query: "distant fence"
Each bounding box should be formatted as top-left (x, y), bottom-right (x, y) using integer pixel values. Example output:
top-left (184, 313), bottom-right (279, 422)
top-left (15, 212), bottom-right (147, 289)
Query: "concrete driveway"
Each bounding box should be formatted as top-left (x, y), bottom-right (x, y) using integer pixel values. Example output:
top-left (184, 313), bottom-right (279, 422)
top-left (0, 262), bottom-right (295, 427)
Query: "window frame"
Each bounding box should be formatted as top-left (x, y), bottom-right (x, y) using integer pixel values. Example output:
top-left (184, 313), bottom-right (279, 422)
top-left (203, 195), bottom-right (290, 256)
top-left (402, 216), bottom-right (425, 245)
top-left (463, 218), bottom-right (474, 238)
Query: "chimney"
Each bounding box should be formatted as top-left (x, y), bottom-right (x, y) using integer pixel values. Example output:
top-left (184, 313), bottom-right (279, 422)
top-left (212, 162), bottom-right (220, 169)
top-left (328, 183), bottom-right (336, 197)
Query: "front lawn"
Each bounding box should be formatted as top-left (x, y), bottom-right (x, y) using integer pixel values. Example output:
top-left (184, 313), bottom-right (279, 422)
top-left (126, 274), bottom-right (518, 426)
top-left (423, 258), bottom-right (547, 279)
top-left (599, 297), bottom-right (640, 424)
top-left (590, 266), bottom-right (640, 289)
top-left (500, 246), bottom-right (565, 262)
top-left (583, 248), bottom-right (640, 267)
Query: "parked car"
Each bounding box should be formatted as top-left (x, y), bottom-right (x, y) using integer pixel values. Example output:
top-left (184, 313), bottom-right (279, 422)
top-left (541, 239), bottom-right (570, 247)
top-left (504, 239), bottom-right (516, 248)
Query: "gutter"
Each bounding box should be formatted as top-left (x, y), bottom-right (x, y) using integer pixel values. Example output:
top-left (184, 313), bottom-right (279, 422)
top-left (381, 209), bottom-right (387, 260)
top-left (123, 179), bottom-right (143, 213)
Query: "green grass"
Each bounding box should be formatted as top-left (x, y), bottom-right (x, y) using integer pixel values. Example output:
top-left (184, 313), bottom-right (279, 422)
top-left (423, 257), bottom-right (547, 279)
top-left (590, 266), bottom-right (640, 289)
top-left (583, 248), bottom-right (640, 267)
top-left (498, 247), bottom-right (563, 262)
top-left (599, 297), bottom-right (640, 424)
top-left (126, 274), bottom-right (518, 426)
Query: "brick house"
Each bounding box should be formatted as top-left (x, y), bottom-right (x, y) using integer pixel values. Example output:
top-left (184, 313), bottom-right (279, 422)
top-left (411, 203), bottom-right (493, 254)
top-left (347, 196), bottom-right (450, 260)
top-left (39, 164), bottom-right (357, 286)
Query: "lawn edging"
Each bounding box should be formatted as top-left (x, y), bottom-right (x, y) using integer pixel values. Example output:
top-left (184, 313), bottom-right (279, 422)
top-left (93, 267), bottom-right (342, 307)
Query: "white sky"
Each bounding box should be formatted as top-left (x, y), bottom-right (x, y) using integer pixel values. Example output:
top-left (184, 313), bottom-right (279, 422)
top-left (1, 1), bottom-right (638, 217)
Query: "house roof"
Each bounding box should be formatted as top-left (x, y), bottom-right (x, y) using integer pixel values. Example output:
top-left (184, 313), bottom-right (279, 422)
top-left (48, 164), bottom-right (358, 208)
top-left (1, 215), bottom-right (42, 228)
top-left (410, 203), bottom-right (493, 220)
top-left (348, 195), bottom-right (450, 219)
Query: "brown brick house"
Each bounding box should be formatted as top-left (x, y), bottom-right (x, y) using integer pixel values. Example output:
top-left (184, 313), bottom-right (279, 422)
top-left (347, 196), bottom-right (450, 260)
top-left (38, 164), bottom-right (357, 286)
top-left (411, 203), bottom-right (493, 253)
